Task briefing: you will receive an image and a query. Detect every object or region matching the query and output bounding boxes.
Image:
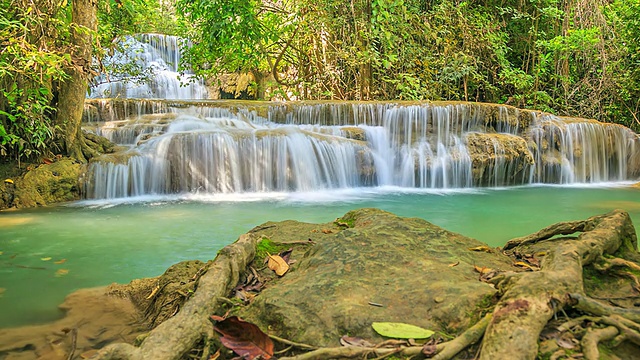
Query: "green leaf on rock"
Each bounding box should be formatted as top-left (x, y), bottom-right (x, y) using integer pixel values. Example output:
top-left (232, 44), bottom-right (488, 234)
top-left (371, 322), bottom-right (434, 339)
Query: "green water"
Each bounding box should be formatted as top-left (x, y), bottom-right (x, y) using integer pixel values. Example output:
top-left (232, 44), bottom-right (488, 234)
top-left (1, 185), bottom-right (639, 328)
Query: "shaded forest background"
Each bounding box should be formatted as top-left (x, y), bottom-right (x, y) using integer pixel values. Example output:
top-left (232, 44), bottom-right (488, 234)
top-left (1, 0), bottom-right (639, 162)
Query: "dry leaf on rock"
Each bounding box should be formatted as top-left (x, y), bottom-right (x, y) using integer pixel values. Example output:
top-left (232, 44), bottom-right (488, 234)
top-left (556, 332), bottom-right (577, 349)
top-left (54, 259), bottom-right (67, 264)
top-left (211, 315), bottom-right (274, 360)
top-left (473, 265), bottom-right (493, 275)
top-left (279, 248), bottom-right (293, 264)
top-left (468, 245), bottom-right (492, 253)
top-left (448, 261), bottom-right (460, 267)
top-left (340, 335), bottom-right (375, 348)
top-left (267, 254), bottom-right (289, 276)
top-left (514, 261), bottom-right (539, 271)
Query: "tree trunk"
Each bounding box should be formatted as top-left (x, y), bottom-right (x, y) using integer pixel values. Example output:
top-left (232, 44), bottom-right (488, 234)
top-left (55, 0), bottom-right (97, 162)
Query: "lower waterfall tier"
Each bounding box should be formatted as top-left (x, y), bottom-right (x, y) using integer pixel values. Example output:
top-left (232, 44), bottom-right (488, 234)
top-left (82, 101), bottom-right (640, 199)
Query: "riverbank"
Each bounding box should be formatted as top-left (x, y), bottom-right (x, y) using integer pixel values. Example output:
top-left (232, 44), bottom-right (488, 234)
top-left (1, 208), bottom-right (639, 359)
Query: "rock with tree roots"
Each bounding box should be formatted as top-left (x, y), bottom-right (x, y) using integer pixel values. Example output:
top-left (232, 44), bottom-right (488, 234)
top-left (2, 208), bottom-right (638, 360)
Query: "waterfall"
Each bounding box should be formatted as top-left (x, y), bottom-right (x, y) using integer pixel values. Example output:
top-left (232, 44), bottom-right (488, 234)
top-left (82, 100), bottom-right (639, 199)
top-left (88, 34), bottom-right (208, 100)
top-left (80, 34), bottom-right (639, 199)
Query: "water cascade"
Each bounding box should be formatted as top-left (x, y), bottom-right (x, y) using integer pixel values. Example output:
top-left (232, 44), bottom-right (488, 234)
top-left (83, 100), bottom-right (640, 199)
top-left (81, 35), bottom-right (640, 199)
top-left (88, 34), bottom-right (208, 100)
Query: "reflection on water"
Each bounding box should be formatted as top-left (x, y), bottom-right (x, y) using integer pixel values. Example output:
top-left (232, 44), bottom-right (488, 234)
top-left (0, 185), bottom-right (639, 328)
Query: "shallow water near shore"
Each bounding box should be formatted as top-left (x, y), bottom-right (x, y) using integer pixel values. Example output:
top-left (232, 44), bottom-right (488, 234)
top-left (1, 184), bottom-right (639, 328)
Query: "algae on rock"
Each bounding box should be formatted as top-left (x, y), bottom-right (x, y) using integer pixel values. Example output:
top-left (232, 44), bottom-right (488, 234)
top-left (238, 208), bottom-right (514, 347)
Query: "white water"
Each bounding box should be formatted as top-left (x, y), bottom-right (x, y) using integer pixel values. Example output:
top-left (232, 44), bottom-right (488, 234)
top-left (82, 35), bottom-right (640, 199)
top-left (89, 34), bottom-right (208, 99)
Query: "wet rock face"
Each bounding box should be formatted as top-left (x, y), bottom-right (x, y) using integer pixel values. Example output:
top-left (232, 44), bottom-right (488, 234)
top-left (466, 132), bottom-right (535, 186)
top-left (240, 208), bottom-right (514, 347)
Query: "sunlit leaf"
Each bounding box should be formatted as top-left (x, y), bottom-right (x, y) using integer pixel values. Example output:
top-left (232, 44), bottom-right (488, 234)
top-left (514, 261), bottom-right (538, 271)
top-left (371, 322), bottom-right (434, 339)
top-left (41, 257), bottom-right (52, 261)
top-left (468, 245), bottom-right (492, 253)
top-left (267, 254), bottom-right (289, 276)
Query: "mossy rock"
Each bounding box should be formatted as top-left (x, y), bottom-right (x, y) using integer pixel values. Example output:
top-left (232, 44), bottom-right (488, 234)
top-left (11, 159), bottom-right (83, 208)
top-left (238, 208), bottom-right (514, 346)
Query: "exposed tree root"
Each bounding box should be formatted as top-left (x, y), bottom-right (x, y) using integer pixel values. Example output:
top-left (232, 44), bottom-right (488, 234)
top-left (594, 257), bottom-right (640, 272)
top-left (87, 210), bottom-right (638, 360)
top-left (480, 209), bottom-right (638, 359)
top-left (569, 293), bottom-right (640, 323)
top-left (581, 325), bottom-right (618, 360)
top-left (277, 314), bottom-right (491, 360)
top-left (502, 219), bottom-right (586, 251)
top-left (90, 234), bottom-right (258, 360)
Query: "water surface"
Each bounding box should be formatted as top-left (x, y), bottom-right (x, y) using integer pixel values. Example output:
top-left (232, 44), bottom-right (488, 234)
top-left (1, 185), bottom-right (639, 328)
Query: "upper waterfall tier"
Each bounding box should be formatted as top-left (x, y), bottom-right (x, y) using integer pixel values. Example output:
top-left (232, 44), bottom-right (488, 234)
top-left (82, 100), bottom-right (640, 199)
top-left (88, 34), bottom-right (208, 100)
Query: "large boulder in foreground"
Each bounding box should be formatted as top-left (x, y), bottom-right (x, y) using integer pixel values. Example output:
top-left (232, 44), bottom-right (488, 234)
top-left (239, 208), bottom-right (515, 346)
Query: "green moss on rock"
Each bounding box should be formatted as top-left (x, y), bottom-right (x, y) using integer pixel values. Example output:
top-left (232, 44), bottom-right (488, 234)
top-left (11, 159), bottom-right (83, 208)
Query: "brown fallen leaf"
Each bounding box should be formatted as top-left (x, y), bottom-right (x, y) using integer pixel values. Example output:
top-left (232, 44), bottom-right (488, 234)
top-left (448, 261), bottom-right (460, 267)
top-left (468, 245), bottom-right (492, 253)
top-left (473, 265), bottom-right (493, 275)
top-left (146, 285), bottom-right (160, 300)
top-left (279, 248), bottom-right (293, 264)
top-left (54, 259), bottom-right (67, 264)
top-left (211, 315), bottom-right (274, 360)
top-left (556, 332), bottom-right (577, 349)
top-left (209, 349), bottom-right (221, 360)
top-left (514, 261), bottom-right (539, 271)
top-left (340, 335), bottom-right (375, 348)
top-left (55, 269), bottom-right (69, 277)
top-left (267, 254), bottom-right (289, 276)
top-left (322, 229), bottom-right (333, 234)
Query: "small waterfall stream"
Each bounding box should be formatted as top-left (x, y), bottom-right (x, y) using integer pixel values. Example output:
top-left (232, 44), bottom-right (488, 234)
top-left (89, 34), bottom-right (208, 100)
top-left (82, 35), bottom-right (640, 199)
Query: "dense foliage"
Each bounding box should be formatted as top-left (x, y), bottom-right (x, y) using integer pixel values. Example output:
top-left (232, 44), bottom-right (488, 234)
top-left (2, 0), bottom-right (639, 162)
top-left (177, 0), bottom-right (640, 130)
top-left (0, 0), bottom-right (174, 161)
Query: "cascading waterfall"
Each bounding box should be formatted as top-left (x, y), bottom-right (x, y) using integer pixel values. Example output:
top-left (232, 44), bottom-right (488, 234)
top-left (82, 34), bottom-right (639, 199)
top-left (83, 101), bottom-right (640, 199)
top-left (88, 34), bottom-right (208, 100)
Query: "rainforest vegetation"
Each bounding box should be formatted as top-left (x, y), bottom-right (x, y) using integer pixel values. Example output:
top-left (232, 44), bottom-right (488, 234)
top-left (1, 0), bottom-right (640, 162)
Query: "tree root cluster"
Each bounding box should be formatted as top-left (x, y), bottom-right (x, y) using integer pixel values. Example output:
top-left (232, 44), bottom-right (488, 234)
top-left (89, 209), bottom-right (640, 360)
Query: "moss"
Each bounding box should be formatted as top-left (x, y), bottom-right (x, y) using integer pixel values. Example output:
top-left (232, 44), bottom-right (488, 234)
top-left (334, 213), bottom-right (357, 228)
top-left (255, 237), bottom-right (290, 264)
top-left (12, 159), bottom-right (82, 208)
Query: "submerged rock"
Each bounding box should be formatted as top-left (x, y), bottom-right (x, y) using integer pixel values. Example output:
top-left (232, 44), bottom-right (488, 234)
top-left (239, 208), bottom-right (514, 346)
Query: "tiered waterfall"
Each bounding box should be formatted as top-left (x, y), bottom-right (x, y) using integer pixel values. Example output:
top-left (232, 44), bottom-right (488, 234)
top-left (82, 35), bottom-right (640, 199)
